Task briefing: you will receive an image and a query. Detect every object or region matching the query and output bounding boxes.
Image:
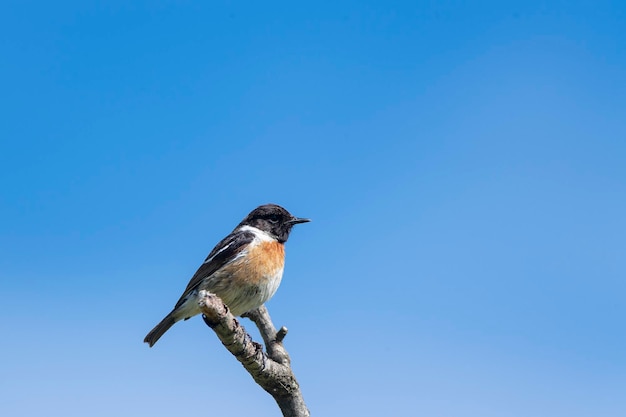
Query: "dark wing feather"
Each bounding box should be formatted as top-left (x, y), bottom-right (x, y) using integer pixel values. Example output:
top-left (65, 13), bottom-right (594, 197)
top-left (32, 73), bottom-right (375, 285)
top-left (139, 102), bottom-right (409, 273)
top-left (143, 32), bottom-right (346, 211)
top-left (174, 230), bottom-right (255, 308)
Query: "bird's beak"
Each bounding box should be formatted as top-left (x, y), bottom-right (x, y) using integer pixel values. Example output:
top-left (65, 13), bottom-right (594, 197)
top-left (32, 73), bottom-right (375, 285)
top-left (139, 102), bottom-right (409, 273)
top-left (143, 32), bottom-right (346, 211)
top-left (289, 217), bottom-right (311, 225)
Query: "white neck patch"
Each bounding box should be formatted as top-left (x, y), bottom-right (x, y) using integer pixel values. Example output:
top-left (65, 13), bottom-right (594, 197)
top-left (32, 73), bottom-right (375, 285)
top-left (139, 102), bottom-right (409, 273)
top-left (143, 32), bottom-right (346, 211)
top-left (239, 225), bottom-right (276, 242)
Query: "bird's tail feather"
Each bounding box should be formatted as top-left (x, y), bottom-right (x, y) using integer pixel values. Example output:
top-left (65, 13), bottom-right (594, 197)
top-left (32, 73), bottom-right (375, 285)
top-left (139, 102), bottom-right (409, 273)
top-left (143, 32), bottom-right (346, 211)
top-left (144, 312), bottom-right (177, 347)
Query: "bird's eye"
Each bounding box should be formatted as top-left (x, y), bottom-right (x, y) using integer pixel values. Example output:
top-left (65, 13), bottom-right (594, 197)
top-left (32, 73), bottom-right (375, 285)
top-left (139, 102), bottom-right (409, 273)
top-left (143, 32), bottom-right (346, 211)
top-left (268, 214), bottom-right (280, 223)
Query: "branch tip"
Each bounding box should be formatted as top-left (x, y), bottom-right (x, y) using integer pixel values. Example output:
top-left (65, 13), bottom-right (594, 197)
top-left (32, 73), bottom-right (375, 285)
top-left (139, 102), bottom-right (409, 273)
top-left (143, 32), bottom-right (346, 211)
top-left (276, 326), bottom-right (288, 342)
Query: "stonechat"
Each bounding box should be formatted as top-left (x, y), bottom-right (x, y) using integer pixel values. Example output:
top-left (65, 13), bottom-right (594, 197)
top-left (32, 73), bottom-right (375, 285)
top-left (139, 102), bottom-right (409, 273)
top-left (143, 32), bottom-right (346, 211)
top-left (144, 204), bottom-right (310, 347)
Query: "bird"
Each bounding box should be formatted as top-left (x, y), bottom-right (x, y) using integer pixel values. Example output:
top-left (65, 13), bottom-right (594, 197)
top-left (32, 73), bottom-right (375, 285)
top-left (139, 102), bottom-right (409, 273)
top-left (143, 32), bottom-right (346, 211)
top-left (144, 204), bottom-right (310, 347)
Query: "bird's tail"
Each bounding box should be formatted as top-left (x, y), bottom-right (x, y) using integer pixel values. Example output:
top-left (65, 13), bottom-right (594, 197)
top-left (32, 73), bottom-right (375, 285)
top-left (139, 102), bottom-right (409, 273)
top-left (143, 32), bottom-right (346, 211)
top-left (144, 312), bottom-right (177, 347)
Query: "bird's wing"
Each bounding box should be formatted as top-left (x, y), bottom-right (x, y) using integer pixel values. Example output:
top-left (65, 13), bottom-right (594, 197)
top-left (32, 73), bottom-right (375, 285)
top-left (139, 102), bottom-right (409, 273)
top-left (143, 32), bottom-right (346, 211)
top-left (174, 229), bottom-right (255, 309)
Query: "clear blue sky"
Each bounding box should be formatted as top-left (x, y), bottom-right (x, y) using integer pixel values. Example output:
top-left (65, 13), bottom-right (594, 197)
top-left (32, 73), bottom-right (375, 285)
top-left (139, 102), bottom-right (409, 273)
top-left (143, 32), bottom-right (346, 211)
top-left (1, 1), bottom-right (625, 416)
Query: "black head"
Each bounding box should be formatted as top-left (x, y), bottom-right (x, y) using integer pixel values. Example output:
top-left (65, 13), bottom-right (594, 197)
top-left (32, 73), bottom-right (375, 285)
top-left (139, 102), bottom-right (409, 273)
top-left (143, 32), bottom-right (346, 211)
top-left (238, 204), bottom-right (310, 243)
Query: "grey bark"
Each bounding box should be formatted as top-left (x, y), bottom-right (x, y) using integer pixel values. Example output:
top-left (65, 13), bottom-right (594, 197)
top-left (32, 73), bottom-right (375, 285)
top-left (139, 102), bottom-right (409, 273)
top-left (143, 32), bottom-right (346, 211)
top-left (198, 290), bottom-right (310, 417)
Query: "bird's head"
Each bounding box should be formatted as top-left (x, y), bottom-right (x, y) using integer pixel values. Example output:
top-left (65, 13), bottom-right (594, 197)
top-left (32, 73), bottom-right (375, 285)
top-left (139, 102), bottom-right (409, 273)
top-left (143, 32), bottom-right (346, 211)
top-left (239, 204), bottom-right (310, 243)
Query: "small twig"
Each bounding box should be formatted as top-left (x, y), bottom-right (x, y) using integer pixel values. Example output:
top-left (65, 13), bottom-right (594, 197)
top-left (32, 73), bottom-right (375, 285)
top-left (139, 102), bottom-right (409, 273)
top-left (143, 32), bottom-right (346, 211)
top-left (276, 326), bottom-right (288, 343)
top-left (243, 306), bottom-right (291, 365)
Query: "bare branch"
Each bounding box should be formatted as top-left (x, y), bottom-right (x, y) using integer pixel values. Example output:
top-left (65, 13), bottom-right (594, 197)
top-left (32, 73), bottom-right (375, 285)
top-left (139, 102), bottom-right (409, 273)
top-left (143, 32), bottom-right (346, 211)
top-left (198, 290), bottom-right (310, 417)
top-left (243, 306), bottom-right (291, 366)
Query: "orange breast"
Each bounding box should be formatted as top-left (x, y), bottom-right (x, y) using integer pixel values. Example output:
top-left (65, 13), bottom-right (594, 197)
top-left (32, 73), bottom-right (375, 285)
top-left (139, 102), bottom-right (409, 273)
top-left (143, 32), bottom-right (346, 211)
top-left (198, 239), bottom-right (286, 316)
top-left (238, 240), bottom-right (285, 285)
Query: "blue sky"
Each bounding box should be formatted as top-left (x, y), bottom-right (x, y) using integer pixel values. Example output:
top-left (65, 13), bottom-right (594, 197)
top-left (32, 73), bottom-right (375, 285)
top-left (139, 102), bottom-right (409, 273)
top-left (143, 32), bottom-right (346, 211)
top-left (1, 1), bottom-right (625, 416)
